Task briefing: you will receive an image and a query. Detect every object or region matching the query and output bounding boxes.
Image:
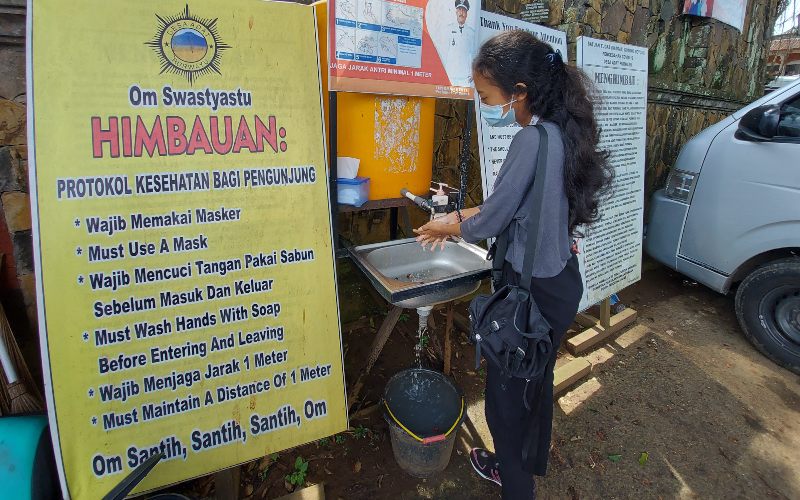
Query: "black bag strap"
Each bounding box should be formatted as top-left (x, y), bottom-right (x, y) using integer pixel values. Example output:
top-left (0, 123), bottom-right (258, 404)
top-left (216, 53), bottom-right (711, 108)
top-left (490, 229), bottom-right (509, 287)
top-left (491, 124), bottom-right (550, 292)
top-left (519, 124), bottom-right (549, 293)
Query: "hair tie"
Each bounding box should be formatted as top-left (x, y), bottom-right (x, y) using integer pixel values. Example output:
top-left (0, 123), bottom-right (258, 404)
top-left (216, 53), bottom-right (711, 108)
top-left (545, 50), bottom-right (564, 68)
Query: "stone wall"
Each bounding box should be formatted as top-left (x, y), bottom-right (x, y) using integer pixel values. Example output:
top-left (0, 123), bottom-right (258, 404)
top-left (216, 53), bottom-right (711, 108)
top-left (0, 1), bottom-right (37, 366)
top-left (434, 0), bottom-right (783, 197)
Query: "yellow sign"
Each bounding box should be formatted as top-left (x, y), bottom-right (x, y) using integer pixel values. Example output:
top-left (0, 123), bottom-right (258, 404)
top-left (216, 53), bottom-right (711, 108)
top-left (27, 1), bottom-right (346, 497)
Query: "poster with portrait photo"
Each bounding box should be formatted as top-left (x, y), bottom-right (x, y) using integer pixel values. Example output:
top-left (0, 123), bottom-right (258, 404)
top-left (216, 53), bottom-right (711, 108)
top-left (329, 0), bottom-right (482, 99)
top-left (425, 0), bottom-right (480, 88)
top-left (683, 0), bottom-right (748, 31)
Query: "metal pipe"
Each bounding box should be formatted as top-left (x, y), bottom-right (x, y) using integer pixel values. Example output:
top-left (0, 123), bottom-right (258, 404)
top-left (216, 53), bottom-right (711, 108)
top-left (400, 188), bottom-right (434, 213)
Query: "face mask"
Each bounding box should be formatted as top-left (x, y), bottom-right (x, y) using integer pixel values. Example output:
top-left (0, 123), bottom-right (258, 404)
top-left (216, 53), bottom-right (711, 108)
top-left (480, 97), bottom-right (518, 127)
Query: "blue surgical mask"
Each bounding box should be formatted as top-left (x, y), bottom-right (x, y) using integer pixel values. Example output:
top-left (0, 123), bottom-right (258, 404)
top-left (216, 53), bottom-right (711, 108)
top-left (480, 97), bottom-right (517, 127)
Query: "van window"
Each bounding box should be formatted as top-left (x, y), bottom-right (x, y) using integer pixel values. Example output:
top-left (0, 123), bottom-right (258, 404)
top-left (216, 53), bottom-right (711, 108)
top-left (778, 93), bottom-right (800, 138)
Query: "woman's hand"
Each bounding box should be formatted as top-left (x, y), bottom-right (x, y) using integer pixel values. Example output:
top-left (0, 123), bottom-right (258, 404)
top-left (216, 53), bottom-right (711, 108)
top-left (436, 212), bottom-right (460, 225)
top-left (413, 219), bottom-right (460, 251)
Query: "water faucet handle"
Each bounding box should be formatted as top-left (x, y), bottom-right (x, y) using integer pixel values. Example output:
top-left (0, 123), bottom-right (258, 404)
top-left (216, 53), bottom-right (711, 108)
top-left (430, 182), bottom-right (450, 194)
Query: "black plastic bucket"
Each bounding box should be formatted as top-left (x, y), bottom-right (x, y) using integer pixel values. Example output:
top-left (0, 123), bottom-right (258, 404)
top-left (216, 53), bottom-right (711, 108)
top-left (383, 368), bottom-right (466, 478)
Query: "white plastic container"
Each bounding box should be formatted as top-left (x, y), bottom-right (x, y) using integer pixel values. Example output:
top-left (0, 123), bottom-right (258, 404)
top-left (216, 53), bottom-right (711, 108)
top-left (337, 177), bottom-right (370, 207)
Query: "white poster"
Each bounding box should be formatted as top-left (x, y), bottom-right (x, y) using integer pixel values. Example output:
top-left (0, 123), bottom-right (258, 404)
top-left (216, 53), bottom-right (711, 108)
top-left (473, 12), bottom-right (567, 202)
top-left (683, 0), bottom-right (747, 31)
top-left (576, 37), bottom-right (648, 310)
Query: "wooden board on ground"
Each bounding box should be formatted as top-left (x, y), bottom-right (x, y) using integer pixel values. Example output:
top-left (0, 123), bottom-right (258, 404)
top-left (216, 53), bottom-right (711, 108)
top-left (276, 483), bottom-right (326, 500)
top-left (566, 309), bottom-right (638, 355)
top-left (575, 313), bottom-right (599, 328)
top-left (553, 358), bottom-right (591, 396)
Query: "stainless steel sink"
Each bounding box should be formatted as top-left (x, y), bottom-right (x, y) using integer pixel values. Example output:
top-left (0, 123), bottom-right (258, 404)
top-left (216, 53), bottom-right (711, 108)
top-left (348, 238), bottom-right (492, 308)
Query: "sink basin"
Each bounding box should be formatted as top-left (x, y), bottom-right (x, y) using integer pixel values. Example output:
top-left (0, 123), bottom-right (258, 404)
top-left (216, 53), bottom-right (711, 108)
top-left (348, 238), bottom-right (492, 309)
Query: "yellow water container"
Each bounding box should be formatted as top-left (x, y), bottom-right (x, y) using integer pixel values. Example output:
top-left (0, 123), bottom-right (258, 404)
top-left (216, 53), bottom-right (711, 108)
top-left (314, 1), bottom-right (435, 200)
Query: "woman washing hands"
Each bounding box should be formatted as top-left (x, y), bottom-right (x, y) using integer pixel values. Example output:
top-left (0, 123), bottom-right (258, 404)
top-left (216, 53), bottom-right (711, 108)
top-left (413, 207), bottom-right (480, 250)
top-left (415, 31), bottom-right (611, 499)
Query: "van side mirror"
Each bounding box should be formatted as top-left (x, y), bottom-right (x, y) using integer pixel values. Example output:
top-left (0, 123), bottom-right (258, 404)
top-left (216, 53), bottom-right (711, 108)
top-left (737, 105), bottom-right (781, 141)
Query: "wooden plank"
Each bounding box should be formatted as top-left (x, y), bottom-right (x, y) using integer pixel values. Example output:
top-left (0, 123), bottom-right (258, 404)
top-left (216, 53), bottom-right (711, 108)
top-left (557, 377), bottom-right (602, 415)
top-left (364, 306), bottom-right (404, 375)
top-left (566, 308), bottom-right (638, 355)
top-left (553, 358), bottom-right (591, 396)
top-left (599, 298), bottom-right (611, 329)
top-left (214, 466), bottom-right (240, 500)
top-left (614, 324), bottom-right (650, 349)
top-left (348, 306), bottom-right (403, 408)
top-left (575, 313), bottom-right (598, 328)
top-left (338, 197), bottom-right (413, 213)
top-left (275, 482), bottom-right (326, 500)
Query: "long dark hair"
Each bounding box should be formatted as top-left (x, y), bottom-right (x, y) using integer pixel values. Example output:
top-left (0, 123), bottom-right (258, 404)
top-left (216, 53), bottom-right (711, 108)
top-left (473, 30), bottom-right (612, 236)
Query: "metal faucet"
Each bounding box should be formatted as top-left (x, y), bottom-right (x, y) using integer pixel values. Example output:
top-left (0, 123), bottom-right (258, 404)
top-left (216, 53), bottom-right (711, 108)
top-left (401, 183), bottom-right (459, 221)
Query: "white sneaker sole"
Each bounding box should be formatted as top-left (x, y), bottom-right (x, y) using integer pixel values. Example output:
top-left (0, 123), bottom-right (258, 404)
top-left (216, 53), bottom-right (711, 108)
top-left (469, 450), bottom-right (502, 487)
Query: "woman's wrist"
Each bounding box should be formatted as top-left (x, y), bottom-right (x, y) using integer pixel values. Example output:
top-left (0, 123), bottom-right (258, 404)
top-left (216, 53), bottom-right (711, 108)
top-left (451, 206), bottom-right (480, 221)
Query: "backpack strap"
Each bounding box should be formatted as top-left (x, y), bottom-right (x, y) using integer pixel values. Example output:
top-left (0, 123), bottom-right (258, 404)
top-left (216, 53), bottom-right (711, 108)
top-left (488, 124), bottom-right (549, 289)
top-left (489, 230), bottom-right (509, 288)
top-left (518, 124), bottom-right (549, 293)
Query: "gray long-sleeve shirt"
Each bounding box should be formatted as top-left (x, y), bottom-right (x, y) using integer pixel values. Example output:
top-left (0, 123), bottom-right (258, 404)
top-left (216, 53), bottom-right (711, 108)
top-left (461, 122), bottom-right (572, 279)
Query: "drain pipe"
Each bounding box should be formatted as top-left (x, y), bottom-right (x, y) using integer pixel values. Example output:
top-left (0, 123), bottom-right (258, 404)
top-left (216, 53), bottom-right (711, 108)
top-left (416, 305), bottom-right (433, 331)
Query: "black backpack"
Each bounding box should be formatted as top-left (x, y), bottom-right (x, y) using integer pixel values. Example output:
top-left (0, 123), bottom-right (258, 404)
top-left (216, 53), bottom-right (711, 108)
top-left (468, 124), bottom-right (553, 382)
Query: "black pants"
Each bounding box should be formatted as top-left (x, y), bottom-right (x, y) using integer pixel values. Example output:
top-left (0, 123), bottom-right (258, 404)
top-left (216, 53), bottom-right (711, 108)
top-left (484, 254), bottom-right (583, 500)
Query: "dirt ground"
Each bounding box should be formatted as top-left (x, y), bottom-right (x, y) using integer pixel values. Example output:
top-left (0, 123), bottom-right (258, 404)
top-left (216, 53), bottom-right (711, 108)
top-left (169, 262), bottom-right (800, 499)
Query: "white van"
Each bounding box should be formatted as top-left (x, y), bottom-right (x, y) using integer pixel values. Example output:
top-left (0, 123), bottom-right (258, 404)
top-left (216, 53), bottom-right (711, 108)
top-left (645, 79), bottom-right (800, 374)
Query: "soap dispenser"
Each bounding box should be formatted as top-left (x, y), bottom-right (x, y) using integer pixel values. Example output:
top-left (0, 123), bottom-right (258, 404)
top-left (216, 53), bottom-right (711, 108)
top-left (430, 183), bottom-right (450, 221)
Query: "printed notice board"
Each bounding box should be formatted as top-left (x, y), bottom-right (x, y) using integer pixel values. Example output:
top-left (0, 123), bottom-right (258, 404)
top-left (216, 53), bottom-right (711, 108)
top-left (576, 37), bottom-right (648, 310)
top-left (473, 11), bottom-right (567, 202)
top-left (27, 1), bottom-right (346, 497)
top-left (328, 0), bottom-right (481, 99)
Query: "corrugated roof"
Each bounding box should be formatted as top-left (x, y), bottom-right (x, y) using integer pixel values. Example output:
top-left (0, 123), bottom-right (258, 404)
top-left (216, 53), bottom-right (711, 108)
top-left (770, 37), bottom-right (800, 52)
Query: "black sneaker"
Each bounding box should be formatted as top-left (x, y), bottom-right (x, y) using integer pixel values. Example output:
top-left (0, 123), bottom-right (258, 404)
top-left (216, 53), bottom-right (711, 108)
top-left (470, 448), bottom-right (502, 487)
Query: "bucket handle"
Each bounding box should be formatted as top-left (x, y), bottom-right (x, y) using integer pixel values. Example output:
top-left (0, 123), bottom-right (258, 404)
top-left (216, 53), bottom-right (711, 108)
top-left (383, 396), bottom-right (465, 445)
top-left (421, 434), bottom-right (447, 445)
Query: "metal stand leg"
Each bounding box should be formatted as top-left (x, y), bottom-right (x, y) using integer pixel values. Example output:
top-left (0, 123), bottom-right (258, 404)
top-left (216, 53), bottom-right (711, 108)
top-left (390, 207), bottom-right (398, 240)
top-left (349, 306), bottom-right (404, 407)
top-left (444, 304), bottom-right (454, 375)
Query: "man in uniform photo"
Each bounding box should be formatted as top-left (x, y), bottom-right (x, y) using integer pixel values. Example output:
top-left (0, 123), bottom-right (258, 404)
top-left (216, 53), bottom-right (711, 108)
top-left (443, 0), bottom-right (475, 87)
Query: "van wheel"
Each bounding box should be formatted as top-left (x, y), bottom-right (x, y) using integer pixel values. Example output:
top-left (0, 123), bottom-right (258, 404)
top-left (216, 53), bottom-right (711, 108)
top-left (735, 259), bottom-right (800, 374)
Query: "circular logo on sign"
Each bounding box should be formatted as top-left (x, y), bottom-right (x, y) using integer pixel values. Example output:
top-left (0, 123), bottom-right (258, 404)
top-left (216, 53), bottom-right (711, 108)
top-left (147, 6), bottom-right (230, 84)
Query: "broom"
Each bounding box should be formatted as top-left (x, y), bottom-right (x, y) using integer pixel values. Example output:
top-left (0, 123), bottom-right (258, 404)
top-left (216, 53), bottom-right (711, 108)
top-left (0, 301), bottom-right (43, 413)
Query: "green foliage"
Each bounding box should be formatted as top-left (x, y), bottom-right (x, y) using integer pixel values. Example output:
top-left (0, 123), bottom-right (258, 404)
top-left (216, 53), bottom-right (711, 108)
top-left (334, 434), bottom-right (346, 444)
top-left (399, 313), bottom-right (410, 323)
top-left (260, 466), bottom-right (271, 481)
top-left (259, 453), bottom-right (280, 481)
top-left (420, 333), bottom-right (430, 348)
top-left (317, 437), bottom-right (331, 447)
top-left (285, 456), bottom-right (309, 487)
top-left (353, 425), bottom-right (370, 439)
